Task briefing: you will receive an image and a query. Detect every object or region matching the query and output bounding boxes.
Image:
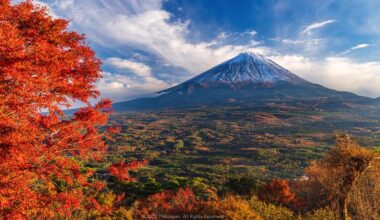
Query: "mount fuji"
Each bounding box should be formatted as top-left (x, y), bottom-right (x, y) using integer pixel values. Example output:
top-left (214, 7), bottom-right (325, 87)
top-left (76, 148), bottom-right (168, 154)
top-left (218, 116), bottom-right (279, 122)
top-left (113, 52), bottom-right (372, 111)
top-left (161, 52), bottom-right (308, 93)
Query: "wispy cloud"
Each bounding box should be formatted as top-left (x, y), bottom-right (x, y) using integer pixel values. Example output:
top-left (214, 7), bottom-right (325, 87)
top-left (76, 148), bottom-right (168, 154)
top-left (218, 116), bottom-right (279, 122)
top-left (281, 39), bottom-right (303, 45)
top-left (351, 44), bottom-right (371, 50)
top-left (273, 20), bottom-right (337, 55)
top-left (341, 43), bottom-right (371, 55)
top-left (301, 20), bottom-right (336, 34)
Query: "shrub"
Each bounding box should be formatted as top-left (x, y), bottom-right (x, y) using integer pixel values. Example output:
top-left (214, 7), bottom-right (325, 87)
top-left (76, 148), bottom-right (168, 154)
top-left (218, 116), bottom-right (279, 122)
top-left (249, 196), bottom-right (294, 220)
top-left (133, 188), bottom-right (262, 220)
top-left (224, 176), bottom-right (261, 196)
top-left (301, 208), bottom-right (335, 220)
top-left (211, 195), bottom-right (262, 220)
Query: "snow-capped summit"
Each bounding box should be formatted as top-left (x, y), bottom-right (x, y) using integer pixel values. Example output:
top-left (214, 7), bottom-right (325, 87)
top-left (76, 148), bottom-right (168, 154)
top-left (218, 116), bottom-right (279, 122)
top-left (161, 52), bottom-right (308, 94)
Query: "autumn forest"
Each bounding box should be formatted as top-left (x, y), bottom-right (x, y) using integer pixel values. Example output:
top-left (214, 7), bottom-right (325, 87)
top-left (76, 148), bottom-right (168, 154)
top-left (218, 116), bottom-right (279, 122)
top-left (1, 1), bottom-right (380, 220)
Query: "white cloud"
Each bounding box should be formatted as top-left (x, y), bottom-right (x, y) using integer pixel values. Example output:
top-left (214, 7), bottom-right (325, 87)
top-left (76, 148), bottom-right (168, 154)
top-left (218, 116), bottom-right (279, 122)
top-left (310, 57), bottom-right (380, 97)
top-left (271, 55), bottom-right (380, 98)
top-left (105, 58), bottom-right (151, 77)
top-left (217, 32), bottom-right (229, 40)
top-left (301, 20), bottom-right (336, 34)
top-left (281, 39), bottom-right (303, 45)
top-left (107, 81), bottom-right (126, 89)
top-left (351, 44), bottom-right (371, 50)
top-left (270, 55), bottom-right (313, 75)
top-left (247, 30), bottom-right (257, 36)
top-left (273, 21), bottom-right (334, 54)
top-left (101, 8), bottom-right (260, 73)
top-left (275, 37), bottom-right (325, 55)
top-left (341, 43), bottom-right (371, 55)
top-left (101, 57), bottom-right (169, 100)
top-left (96, 72), bottom-right (129, 91)
top-left (96, 71), bottom-right (170, 101)
top-left (39, 0), bottom-right (265, 75)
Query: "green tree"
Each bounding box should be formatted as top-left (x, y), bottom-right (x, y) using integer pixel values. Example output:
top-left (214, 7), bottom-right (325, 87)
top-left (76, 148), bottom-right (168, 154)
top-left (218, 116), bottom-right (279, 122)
top-left (173, 140), bottom-right (184, 152)
top-left (224, 177), bottom-right (261, 197)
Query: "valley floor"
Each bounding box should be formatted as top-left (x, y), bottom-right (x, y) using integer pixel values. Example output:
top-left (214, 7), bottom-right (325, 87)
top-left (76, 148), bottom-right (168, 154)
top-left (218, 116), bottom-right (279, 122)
top-left (101, 106), bottom-right (380, 191)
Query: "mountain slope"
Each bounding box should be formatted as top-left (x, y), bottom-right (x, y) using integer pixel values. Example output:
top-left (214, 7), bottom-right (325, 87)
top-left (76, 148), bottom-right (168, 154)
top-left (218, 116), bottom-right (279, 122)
top-left (113, 52), bottom-right (372, 111)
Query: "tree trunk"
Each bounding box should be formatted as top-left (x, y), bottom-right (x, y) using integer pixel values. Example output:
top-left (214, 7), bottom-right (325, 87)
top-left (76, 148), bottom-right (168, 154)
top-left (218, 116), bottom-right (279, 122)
top-left (337, 156), bottom-right (372, 220)
top-left (338, 197), bottom-right (349, 220)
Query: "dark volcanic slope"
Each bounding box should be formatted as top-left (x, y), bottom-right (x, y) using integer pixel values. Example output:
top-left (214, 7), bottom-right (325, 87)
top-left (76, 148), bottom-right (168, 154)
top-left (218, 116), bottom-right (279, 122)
top-left (113, 52), bottom-right (373, 111)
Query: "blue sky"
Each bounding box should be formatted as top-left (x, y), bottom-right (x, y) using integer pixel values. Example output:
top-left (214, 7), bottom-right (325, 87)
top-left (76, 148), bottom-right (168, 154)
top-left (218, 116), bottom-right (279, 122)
top-left (31, 0), bottom-right (380, 101)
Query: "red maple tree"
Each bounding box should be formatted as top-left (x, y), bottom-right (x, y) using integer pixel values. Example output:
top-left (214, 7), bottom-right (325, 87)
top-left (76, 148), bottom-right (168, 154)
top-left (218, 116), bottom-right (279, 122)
top-left (108, 160), bottom-right (148, 182)
top-left (0, 1), bottom-right (136, 218)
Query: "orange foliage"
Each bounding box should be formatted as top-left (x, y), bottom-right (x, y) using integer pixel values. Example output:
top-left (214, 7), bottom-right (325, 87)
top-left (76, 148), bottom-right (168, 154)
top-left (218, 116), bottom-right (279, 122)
top-left (212, 196), bottom-right (262, 220)
top-left (293, 134), bottom-right (379, 218)
top-left (258, 179), bottom-right (302, 210)
top-left (134, 188), bottom-right (262, 220)
top-left (134, 188), bottom-right (200, 219)
top-left (0, 1), bottom-right (134, 218)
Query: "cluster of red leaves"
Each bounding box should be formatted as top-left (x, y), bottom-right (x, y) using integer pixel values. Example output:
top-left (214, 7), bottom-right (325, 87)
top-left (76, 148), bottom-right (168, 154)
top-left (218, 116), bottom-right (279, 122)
top-left (258, 179), bottom-right (303, 210)
top-left (0, 1), bottom-right (132, 219)
top-left (134, 188), bottom-right (262, 219)
top-left (134, 188), bottom-right (201, 219)
top-left (108, 160), bottom-right (148, 182)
